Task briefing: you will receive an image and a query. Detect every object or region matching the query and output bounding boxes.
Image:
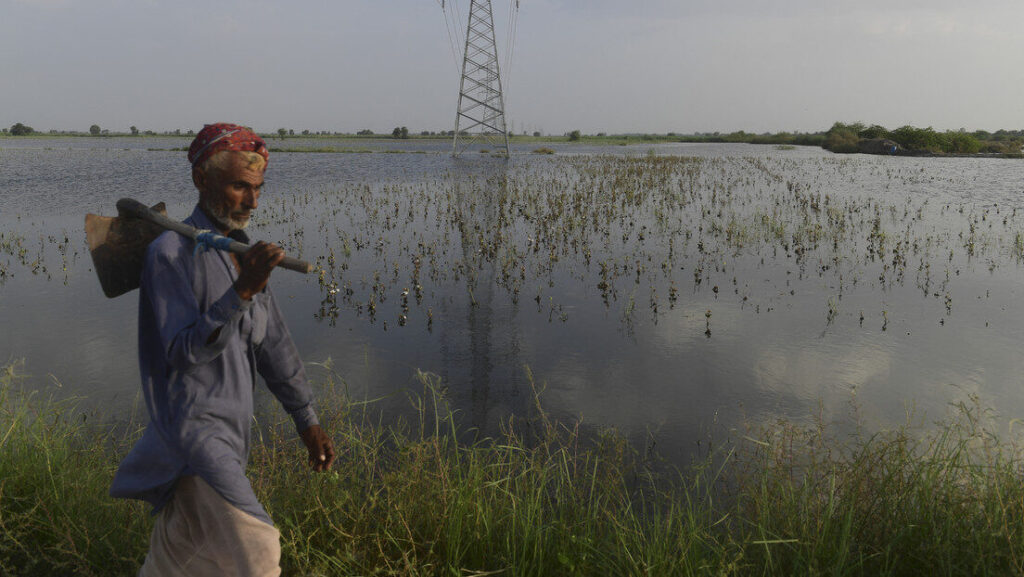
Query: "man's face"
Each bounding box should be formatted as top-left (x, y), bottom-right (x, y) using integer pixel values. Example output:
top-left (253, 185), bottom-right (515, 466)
top-left (194, 152), bottom-right (265, 232)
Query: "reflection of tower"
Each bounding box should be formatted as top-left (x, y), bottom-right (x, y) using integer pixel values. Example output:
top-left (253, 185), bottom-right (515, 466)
top-left (437, 162), bottom-right (524, 431)
top-left (452, 0), bottom-right (510, 157)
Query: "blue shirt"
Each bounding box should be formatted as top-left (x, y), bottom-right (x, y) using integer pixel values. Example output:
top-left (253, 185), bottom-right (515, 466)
top-left (110, 205), bottom-right (319, 526)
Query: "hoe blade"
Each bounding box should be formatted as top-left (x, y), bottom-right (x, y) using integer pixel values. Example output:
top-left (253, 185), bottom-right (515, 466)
top-left (85, 202), bottom-right (167, 298)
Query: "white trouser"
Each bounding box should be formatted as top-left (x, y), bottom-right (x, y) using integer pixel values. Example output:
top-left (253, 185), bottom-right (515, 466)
top-left (138, 475), bottom-right (281, 577)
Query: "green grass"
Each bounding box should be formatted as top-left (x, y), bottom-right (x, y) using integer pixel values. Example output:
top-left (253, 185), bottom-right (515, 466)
top-left (0, 361), bottom-right (152, 574)
top-left (3, 359), bottom-right (1024, 576)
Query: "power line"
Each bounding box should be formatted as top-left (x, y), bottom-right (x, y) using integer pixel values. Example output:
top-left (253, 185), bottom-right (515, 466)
top-left (503, 1), bottom-right (519, 118)
top-left (440, 1), bottom-right (462, 75)
top-left (438, 0), bottom-right (466, 76)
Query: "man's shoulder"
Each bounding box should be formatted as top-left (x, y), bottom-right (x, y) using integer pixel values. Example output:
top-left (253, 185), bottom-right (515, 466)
top-left (146, 230), bottom-right (191, 262)
top-left (146, 209), bottom-right (203, 262)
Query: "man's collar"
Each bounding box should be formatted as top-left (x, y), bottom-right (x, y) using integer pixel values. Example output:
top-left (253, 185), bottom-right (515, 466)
top-left (188, 204), bottom-right (219, 232)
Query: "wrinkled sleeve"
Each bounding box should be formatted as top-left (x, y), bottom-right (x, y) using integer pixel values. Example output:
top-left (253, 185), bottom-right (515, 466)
top-left (144, 244), bottom-right (252, 369)
top-left (256, 288), bottom-right (320, 434)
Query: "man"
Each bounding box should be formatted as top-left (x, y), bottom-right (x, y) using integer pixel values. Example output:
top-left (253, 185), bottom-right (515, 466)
top-left (110, 123), bottom-right (335, 576)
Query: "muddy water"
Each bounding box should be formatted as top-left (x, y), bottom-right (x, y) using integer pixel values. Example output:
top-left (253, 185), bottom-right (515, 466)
top-left (3, 137), bottom-right (1024, 462)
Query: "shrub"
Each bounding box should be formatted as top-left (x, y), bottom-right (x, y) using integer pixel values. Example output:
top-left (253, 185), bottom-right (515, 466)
top-left (823, 123), bottom-right (860, 153)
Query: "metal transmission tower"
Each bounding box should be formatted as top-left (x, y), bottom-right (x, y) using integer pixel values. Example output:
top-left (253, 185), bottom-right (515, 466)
top-left (453, 0), bottom-right (510, 157)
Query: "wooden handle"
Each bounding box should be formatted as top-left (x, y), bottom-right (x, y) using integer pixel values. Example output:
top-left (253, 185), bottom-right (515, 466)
top-left (116, 198), bottom-right (313, 274)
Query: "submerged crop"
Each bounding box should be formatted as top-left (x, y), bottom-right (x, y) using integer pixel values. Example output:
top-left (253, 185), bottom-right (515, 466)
top-left (239, 155), bottom-right (1024, 335)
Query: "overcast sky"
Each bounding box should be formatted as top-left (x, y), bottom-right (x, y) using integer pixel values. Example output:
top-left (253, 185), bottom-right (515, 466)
top-left (3, 0), bottom-right (1024, 135)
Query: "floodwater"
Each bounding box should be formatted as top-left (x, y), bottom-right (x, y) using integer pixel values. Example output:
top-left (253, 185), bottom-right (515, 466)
top-left (3, 136), bottom-right (1024, 462)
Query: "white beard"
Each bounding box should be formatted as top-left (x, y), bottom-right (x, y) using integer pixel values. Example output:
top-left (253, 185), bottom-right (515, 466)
top-left (202, 198), bottom-right (250, 231)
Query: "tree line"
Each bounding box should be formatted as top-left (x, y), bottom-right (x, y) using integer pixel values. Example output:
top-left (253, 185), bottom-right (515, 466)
top-left (4, 122), bottom-right (1024, 155)
top-left (822, 122), bottom-right (1023, 155)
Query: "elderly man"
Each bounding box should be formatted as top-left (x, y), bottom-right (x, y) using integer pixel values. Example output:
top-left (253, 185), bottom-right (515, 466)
top-left (110, 123), bottom-right (335, 576)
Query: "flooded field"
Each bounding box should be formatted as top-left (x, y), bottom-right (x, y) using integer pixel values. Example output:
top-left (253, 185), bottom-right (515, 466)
top-left (3, 137), bottom-right (1024, 462)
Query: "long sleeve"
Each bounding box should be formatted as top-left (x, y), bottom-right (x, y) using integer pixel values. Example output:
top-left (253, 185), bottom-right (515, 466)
top-left (144, 244), bottom-right (252, 369)
top-left (255, 287), bottom-right (319, 433)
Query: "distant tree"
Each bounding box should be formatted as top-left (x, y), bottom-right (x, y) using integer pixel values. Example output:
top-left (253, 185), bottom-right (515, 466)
top-left (289, 129), bottom-right (295, 136)
top-left (10, 123), bottom-right (34, 136)
top-left (301, 129), bottom-right (310, 135)
top-left (420, 130), bottom-right (431, 136)
top-left (392, 126), bottom-right (409, 139)
top-left (533, 131), bottom-right (541, 137)
top-left (277, 128), bottom-right (287, 138)
top-left (722, 130), bottom-right (747, 143)
top-left (822, 122), bottom-right (859, 153)
top-left (568, 130), bottom-right (581, 142)
top-left (858, 124), bottom-right (889, 140)
top-left (946, 131), bottom-right (981, 154)
top-left (890, 125), bottom-right (942, 153)
top-left (130, 125), bottom-right (139, 136)
top-left (89, 124), bottom-right (101, 136)
top-left (357, 129), bottom-right (374, 136)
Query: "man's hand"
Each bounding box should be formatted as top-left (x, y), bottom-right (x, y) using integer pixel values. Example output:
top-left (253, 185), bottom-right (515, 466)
top-left (299, 425), bottom-right (336, 472)
top-left (233, 241), bottom-right (285, 301)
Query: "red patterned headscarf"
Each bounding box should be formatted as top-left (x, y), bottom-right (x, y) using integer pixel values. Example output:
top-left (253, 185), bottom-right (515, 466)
top-left (187, 123), bottom-right (269, 169)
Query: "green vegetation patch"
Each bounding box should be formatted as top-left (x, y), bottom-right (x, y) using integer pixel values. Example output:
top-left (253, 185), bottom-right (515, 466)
top-left (4, 360), bottom-right (1024, 576)
top-left (823, 121), bottom-right (1024, 156)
